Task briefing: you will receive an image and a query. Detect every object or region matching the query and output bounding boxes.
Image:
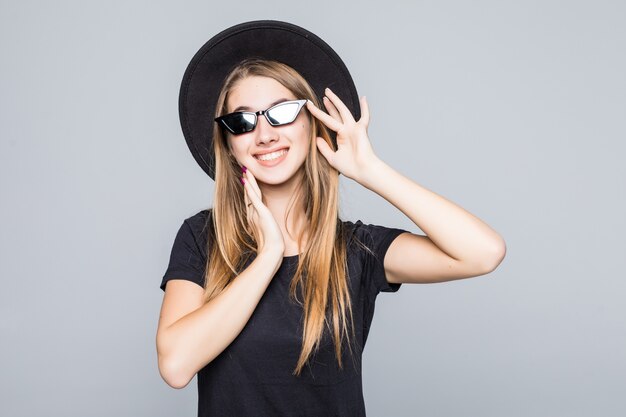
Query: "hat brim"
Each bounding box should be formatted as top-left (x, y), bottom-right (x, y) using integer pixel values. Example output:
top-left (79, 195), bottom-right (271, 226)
top-left (179, 20), bottom-right (360, 179)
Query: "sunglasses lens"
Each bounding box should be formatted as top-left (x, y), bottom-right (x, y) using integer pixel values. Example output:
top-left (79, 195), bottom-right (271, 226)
top-left (266, 101), bottom-right (302, 125)
top-left (223, 113), bottom-right (256, 135)
top-left (217, 101), bottom-right (305, 135)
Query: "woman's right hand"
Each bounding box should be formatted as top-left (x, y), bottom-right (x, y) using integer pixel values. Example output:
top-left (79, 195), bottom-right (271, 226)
top-left (242, 168), bottom-right (285, 257)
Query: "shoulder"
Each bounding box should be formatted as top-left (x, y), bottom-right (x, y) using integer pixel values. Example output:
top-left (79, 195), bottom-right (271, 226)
top-left (183, 208), bottom-right (211, 225)
top-left (182, 208), bottom-right (212, 236)
top-left (341, 219), bottom-right (407, 242)
top-left (172, 208), bottom-right (213, 256)
top-left (340, 219), bottom-right (409, 256)
top-left (340, 219), bottom-right (409, 293)
top-left (161, 208), bottom-right (213, 291)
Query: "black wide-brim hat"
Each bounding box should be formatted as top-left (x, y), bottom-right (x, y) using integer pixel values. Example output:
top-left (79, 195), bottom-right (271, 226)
top-left (179, 20), bottom-right (360, 179)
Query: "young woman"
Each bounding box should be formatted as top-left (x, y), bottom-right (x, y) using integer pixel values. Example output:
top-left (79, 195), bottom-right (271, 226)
top-left (157, 21), bottom-right (505, 417)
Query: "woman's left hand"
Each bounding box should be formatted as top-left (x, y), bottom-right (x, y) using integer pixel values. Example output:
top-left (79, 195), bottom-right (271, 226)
top-left (306, 88), bottom-right (379, 182)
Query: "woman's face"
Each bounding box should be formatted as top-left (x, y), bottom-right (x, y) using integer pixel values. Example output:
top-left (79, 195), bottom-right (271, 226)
top-left (225, 76), bottom-right (311, 187)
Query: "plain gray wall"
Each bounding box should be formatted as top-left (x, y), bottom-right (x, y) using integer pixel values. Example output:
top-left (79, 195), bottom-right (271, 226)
top-left (1, 0), bottom-right (624, 416)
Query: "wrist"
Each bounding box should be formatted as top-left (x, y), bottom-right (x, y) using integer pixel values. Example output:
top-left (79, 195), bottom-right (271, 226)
top-left (356, 156), bottom-right (388, 189)
top-left (255, 248), bottom-right (284, 276)
top-left (258, 245), bottom-right (284, 261)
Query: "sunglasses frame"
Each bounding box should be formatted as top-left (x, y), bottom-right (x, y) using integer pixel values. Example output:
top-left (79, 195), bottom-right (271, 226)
top-left (215, 99), bottom-right (308, 136)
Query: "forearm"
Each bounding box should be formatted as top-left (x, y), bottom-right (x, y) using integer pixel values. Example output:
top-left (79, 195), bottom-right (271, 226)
top-left (358, 157), bottom-right (505, 266)
top-left (157, 251), bottom-right (282, 388)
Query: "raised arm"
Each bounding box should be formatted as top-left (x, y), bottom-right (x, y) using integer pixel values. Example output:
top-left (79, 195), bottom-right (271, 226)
top-left (306, 89), bottom-right (506, 284)
top-left (356, 158), bottom-right (505, 283)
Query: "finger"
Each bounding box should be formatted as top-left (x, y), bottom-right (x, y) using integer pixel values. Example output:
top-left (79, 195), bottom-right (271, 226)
top-left (241, 178), bottom-right (254, 215)
top-left (241, 172), bottom-right (267, 248)
top-left (316, 137), bottom-right (335, 165)
top-left (359, 96), bottom-right (370, 127)
top-left (242, 175), bottom-right (263, 208)
top-left (322, 96), bottom-right (341, 122)
top-left (243, 189), bottom-right (255, 213)
top-left (241, 178), bottom-right (257, 234)
top-left (324, 88), bottom-right (355, 125)
top-left (243, 186), bottom-right (251, 207)
top-left (244, 169), bottom-right (263, 201)
top-left (306, 100), bottom-right (342, 132)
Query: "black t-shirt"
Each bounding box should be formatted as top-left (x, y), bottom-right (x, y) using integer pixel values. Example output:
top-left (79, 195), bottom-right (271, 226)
top-left (161, 209), bottom-right (409, 417)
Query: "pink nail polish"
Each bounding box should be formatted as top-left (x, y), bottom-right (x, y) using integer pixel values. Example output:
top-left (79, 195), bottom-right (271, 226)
top-left (241, 165), bottom-right (247, 173)
top-left (239, 177), bottom-right (245, 185)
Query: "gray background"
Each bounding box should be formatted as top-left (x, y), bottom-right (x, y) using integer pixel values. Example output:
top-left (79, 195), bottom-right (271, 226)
top-left (1, 0), bottom-right (624, 416)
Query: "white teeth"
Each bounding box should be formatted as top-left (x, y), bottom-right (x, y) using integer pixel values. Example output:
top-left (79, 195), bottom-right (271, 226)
top-left (256, 149), bottom-right (287, 161)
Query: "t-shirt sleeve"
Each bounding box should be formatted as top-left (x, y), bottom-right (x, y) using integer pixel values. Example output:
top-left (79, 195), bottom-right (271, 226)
top-left (160, 215), bottom-right (208, 291)
top-left (352, 221), bottom-right (410, 294)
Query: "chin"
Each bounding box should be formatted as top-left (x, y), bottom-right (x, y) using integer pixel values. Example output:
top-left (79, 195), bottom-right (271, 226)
top-left (255, 175), bottom-right (295, 186)
top-left (254, 167), bottom-right (303, 187)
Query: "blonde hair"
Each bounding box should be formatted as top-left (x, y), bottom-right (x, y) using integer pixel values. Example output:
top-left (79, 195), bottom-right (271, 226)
top-left (203, 58), bottom-right (356, 375)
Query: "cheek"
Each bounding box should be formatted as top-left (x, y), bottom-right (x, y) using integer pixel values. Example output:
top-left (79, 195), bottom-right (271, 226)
top-left (299, 120), bottom-right (311, 139)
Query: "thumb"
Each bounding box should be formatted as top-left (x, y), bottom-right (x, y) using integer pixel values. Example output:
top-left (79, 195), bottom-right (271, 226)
top-left (316, 137), bottom-right (335, 165)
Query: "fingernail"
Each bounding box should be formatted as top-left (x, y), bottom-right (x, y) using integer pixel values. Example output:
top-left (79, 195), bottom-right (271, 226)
top-left (239, 177), bottom-right (245, 185)
top-left (241, 165), bottom-right (247, 173)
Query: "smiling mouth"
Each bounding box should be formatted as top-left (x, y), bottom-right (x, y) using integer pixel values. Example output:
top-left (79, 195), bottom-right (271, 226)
top-left (254, 149), bottom-right (288, 161)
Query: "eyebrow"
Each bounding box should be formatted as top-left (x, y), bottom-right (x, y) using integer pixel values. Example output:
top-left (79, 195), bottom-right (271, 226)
top-left (232, 98), bottom-right (292, 113)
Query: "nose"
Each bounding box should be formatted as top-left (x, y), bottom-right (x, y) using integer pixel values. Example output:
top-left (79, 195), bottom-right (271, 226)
top-left (254, 114), bottom-right (278, 146)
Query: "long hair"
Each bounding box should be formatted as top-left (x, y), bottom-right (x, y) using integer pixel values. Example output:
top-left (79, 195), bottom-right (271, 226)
top-left (203, 58), bottom-right (356, 375)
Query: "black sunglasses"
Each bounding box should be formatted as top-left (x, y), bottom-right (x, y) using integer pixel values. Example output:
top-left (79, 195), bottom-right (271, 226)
top-left (215, 99), bottom-right (308, 136)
